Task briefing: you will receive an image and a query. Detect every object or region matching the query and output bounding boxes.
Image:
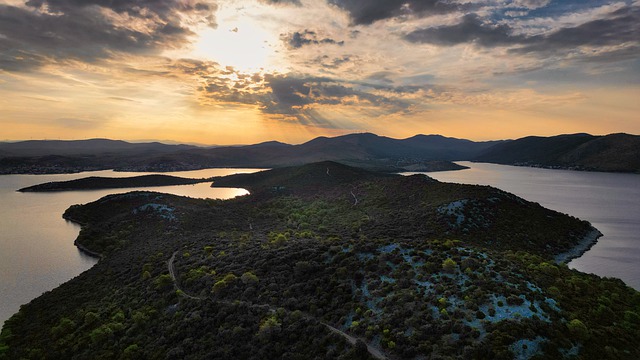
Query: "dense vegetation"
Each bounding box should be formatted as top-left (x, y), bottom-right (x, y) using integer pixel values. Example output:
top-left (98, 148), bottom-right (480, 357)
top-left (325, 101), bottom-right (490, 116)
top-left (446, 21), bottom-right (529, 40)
top-left (475, 133), bottom-right (640, 173)
top-left (1, 162), bottom-right (638, 359)
top-left (18, 175), bottom-right (214, 192)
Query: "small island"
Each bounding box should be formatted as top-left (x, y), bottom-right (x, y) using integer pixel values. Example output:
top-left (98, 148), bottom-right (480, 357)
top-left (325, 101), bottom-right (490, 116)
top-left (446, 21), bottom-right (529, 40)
top-left (18, 174), bottom-right (213, 192)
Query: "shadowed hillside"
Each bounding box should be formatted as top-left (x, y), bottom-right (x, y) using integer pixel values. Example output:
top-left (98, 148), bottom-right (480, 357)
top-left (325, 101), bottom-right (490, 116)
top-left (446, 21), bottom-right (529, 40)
top-left (476, 133), bottom-right (640, 173)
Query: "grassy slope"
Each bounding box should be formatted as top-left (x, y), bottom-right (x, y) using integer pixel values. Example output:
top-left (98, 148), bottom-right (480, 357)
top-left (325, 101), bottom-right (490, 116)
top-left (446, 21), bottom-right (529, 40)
top-left (1, 162), bottom-right (639, 359)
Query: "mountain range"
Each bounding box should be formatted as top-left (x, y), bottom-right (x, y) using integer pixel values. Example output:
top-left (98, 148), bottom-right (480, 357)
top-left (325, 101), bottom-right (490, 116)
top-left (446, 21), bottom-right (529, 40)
top-left (0, 132), bottom-right (638, 174)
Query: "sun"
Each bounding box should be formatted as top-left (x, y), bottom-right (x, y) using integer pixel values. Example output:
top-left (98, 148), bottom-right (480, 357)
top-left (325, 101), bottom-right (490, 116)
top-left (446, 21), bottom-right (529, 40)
top-left (191, 15), bottom-right (280, 72)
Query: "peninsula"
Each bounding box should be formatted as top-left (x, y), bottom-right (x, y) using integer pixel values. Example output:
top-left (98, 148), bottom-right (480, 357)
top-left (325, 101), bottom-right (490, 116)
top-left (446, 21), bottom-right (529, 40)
top-left (1, 162), bottom-right (638, 359)
top-left (18, 175), bottom-right (214, 192)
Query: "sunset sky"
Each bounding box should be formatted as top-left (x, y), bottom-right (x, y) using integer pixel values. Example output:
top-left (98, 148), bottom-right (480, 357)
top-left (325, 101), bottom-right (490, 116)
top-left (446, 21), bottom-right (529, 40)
top-left (1, 0), bottom-right (638, 145)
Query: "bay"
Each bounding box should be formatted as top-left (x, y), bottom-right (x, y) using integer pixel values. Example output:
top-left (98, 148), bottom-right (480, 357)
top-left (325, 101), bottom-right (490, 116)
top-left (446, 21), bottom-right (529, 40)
top-left (0, 168), bottom-right (261, 327)
top-left (412, 161), bottom-right (640, 291)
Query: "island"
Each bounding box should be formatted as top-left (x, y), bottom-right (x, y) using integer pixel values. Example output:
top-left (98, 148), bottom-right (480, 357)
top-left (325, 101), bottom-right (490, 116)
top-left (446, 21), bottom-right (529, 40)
top-left (17, 175), bottom-right (214, 192)
top-left (1, 162), bottom-right (638, 359)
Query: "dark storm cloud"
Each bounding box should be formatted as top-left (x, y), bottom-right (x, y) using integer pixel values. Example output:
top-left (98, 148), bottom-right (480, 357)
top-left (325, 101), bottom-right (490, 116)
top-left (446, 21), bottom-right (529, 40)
top-left (282, 30), bottom-right (344, 49)
top-left (405, 6), bottom-right (640, 62)
top-left (0, 1), bottom-right (215, 72)
top-left (328, 0), bottom-right (459, 25)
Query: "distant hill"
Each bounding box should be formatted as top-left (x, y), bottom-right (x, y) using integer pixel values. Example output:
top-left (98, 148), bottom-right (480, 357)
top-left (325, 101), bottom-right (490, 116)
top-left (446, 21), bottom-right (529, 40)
top-left (3, 132), bottom-right (637, 174)
top-left (122, 133), bottom-right (501, 172)
top-left (0, 133), bottom-right (499, 174)
top-left (0, 139), bottom-right (195, 157)
top-left (475, 133), bottom-right (640, 173)
top-left (292, 133), bottom-right (500, 162)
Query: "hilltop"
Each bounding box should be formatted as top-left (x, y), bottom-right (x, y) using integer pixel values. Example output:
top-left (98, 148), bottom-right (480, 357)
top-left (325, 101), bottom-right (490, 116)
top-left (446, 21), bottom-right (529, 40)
top-left (2, 161), bottom-right (638, 359)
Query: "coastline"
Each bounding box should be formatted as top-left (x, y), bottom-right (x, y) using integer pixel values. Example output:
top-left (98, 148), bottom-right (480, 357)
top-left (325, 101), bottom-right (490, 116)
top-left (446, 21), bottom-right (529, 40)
top-left (470, 161), bottom-right (640, 175)
top-left (63, 214), bottom-right (104, 260)
top-left (554, 227), bottom-right (603, 264)
top-left (73, 239), bottom-right (104, 260)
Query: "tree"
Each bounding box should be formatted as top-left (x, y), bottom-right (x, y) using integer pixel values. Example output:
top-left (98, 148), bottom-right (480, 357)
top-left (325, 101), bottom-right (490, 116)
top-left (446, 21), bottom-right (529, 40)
top-left (442, 258), bottom-right (457, 273)
top-left (567, 319), bottom-right (589, 340)
top-left (241, 271), bottom-right (259, 284)
top-left (154, 274), bottom-right (173, 290)
top-left (50, 317), bottom-right (76, 339)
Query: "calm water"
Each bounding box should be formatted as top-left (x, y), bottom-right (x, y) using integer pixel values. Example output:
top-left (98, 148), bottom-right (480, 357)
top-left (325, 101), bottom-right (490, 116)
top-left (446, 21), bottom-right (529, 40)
top-left (0, 168), bottom-right (261, 327)
top-left (416, 162), bottom-right (640, 291)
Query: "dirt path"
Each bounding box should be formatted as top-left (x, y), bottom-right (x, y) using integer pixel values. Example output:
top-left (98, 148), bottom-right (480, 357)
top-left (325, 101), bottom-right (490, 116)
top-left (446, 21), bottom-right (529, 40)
top-left (167, 251), bottom-right (388, 359)
top-left (168, 251), bottom-right (205, 300)
top-left (323, 323), bottom-right (387, 359)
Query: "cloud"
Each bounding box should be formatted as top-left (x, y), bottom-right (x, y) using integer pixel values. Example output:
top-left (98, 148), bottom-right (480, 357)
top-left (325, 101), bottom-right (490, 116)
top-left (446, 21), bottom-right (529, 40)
top-left (513, 6), bottom-right (640, 56)
top-left (328, 0), bottom-right (459, 25)
top-left (258, 0), bottom-right (301, 6)
top-left (404, 6), bottom-right (640, 63)
top-left (313, 55), bottom-right (353, 69)
top-left (24, 0), bottom-right (215, 21)
top-left (0, 1), bottom-right (216, 71)
top-left (509, 0), bottom-right (551, 10)
top-left (281, 30), bottom-right (344, 49)
top-left (108, 97), bottom-right (138, 102)
top-left (168, 59), bottom-right (422, 126)
top-left (405, 14), bottom-right (524, 47)
top-left (258, 74), bottom-right (423, 126)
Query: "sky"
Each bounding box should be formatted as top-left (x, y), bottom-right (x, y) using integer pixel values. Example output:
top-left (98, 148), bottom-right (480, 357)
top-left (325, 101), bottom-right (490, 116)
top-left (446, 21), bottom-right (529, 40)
top-left (0, 0), bottom-right (638, 145)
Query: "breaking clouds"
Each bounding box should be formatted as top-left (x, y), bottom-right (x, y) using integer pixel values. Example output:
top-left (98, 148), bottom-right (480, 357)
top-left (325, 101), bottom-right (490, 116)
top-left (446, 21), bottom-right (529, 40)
top-left (404, 4), bottom-right (639, 62)
top-left (1, 0), bottom-right (638, 140)
top-left (0, 0), bottom-right (216, 71)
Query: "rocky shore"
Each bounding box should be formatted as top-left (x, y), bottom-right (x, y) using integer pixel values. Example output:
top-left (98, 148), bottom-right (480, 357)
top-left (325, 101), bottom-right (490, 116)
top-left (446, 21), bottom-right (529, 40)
top-left (554, 227), bottom-right (603, 264)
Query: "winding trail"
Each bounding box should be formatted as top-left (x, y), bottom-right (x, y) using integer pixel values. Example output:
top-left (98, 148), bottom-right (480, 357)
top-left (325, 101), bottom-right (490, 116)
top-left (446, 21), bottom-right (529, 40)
top-left (168, 251), bottom-right (205, 300)
top-left (323, 323), bottom-right (387, 359)
top-left (167, 251), bottom-right (387, 359)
